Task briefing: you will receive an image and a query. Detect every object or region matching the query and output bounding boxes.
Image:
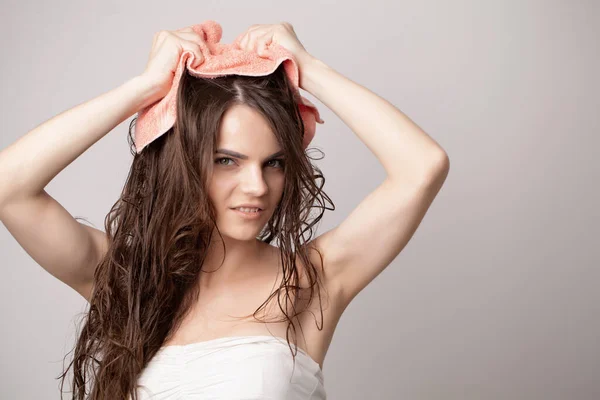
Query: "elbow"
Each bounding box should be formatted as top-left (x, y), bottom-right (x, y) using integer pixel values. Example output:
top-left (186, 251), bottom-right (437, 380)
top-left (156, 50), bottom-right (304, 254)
top-left (387, 149), bottom-right (450, 189)
top-left (432, 150), bottom-right (450, 175)
top-left (421, 151), bottom-right (450, 188)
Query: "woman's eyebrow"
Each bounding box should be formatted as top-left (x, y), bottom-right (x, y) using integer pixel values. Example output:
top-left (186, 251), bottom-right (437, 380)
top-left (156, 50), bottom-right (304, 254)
top-left (215, 149), bottom-right (284, 160)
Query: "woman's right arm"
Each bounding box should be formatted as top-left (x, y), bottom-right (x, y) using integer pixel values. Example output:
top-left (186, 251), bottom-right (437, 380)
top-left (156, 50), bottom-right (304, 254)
top-left (0, 75), bottom-right (162, 302)
top-left (0, 27), bottom-right (205, 302)
top-left (0, 75), bottom-right (161, 205)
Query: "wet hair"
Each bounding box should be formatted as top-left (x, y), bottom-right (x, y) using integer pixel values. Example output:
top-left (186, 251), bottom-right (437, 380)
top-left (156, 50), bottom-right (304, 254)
top-left (57, 64), bottom-right (335, 399)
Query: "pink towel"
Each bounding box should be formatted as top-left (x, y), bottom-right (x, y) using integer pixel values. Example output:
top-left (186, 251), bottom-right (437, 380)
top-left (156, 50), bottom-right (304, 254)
top-left (133, 20), bottom-right (324, 154)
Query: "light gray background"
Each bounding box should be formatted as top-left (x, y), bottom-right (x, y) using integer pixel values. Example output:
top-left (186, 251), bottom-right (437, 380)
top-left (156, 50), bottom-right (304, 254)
top-left (1, 1), bottom-right (598, 399)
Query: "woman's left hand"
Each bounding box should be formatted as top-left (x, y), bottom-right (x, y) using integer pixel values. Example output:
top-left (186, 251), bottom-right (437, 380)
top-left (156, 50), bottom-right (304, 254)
top-left (234, 22), bottom-right (314, 69)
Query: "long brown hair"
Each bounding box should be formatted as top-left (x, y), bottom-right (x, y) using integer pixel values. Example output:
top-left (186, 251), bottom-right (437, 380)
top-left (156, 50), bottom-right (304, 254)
top-left (57, 64), bottom-right (335, 399)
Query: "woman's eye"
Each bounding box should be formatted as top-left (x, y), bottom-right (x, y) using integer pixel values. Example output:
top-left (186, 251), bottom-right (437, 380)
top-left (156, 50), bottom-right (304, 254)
top-left (215, 157), bottom-right (234, 166)
top-left (266, 159), bottom-right (285, 168)
top-left (215, 157), bottom-right (284, 168)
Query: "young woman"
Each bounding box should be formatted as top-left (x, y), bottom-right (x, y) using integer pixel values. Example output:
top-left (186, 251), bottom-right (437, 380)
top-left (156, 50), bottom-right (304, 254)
top-left (0, 22), bottom-right (449, 399)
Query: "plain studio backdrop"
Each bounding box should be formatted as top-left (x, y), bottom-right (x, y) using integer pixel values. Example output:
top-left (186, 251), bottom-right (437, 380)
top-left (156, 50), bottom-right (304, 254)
top-left (1, 1), bottom-right (598, 399)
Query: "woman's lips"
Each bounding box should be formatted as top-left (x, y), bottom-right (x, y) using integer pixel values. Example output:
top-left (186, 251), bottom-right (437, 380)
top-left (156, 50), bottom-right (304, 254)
top-left (231, 207), bottom-right (264, 219)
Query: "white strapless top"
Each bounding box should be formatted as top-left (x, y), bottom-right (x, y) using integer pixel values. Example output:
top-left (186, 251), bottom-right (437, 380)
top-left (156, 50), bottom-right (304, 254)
top-left (133, 335), bottom-right (326, 399)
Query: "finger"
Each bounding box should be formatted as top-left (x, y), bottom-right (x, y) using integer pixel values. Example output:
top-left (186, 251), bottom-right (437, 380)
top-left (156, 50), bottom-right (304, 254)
top-left (256, 33), bottom-right (273, 56)
top-left (243, 27), bottom-right (268, 52)
top-left (239, 32), bottom-right (251, 50)
top-left (247, 29), bottom-right (266, 52)
top-left (170, 31), bottom-right (205, 46)
top-left (172, 36), bottom-right (204, 67)
top-left (172, 31), bottom-right (207, 65)
top-left (236, 24), bottom-right (264, 50)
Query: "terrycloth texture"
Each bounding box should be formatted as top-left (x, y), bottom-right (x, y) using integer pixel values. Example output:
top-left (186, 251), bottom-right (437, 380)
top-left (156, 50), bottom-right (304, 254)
top-left (132, 335), bottom-right (327, 399)
top-left (134, 20), bottom-right (324, 154)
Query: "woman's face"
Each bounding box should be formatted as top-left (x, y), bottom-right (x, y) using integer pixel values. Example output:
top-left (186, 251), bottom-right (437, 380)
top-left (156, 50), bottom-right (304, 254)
top-left (208, 103), bottom-right (286, 240)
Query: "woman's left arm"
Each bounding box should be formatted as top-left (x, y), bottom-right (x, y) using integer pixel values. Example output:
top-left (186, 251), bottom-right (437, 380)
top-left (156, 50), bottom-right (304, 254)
top-left (297, 54), bottom-right (450, 306)
top-left (298, 54), bottom-right (449, 185)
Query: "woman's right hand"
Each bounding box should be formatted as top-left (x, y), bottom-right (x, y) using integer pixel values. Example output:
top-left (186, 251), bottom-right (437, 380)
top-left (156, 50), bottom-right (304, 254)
top-left (138, 27), bottom-right (206, 105)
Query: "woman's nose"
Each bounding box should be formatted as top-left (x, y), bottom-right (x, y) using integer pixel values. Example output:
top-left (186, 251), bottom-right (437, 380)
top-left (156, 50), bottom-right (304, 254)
top-left (240, 168), bottom-right (269, 195)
